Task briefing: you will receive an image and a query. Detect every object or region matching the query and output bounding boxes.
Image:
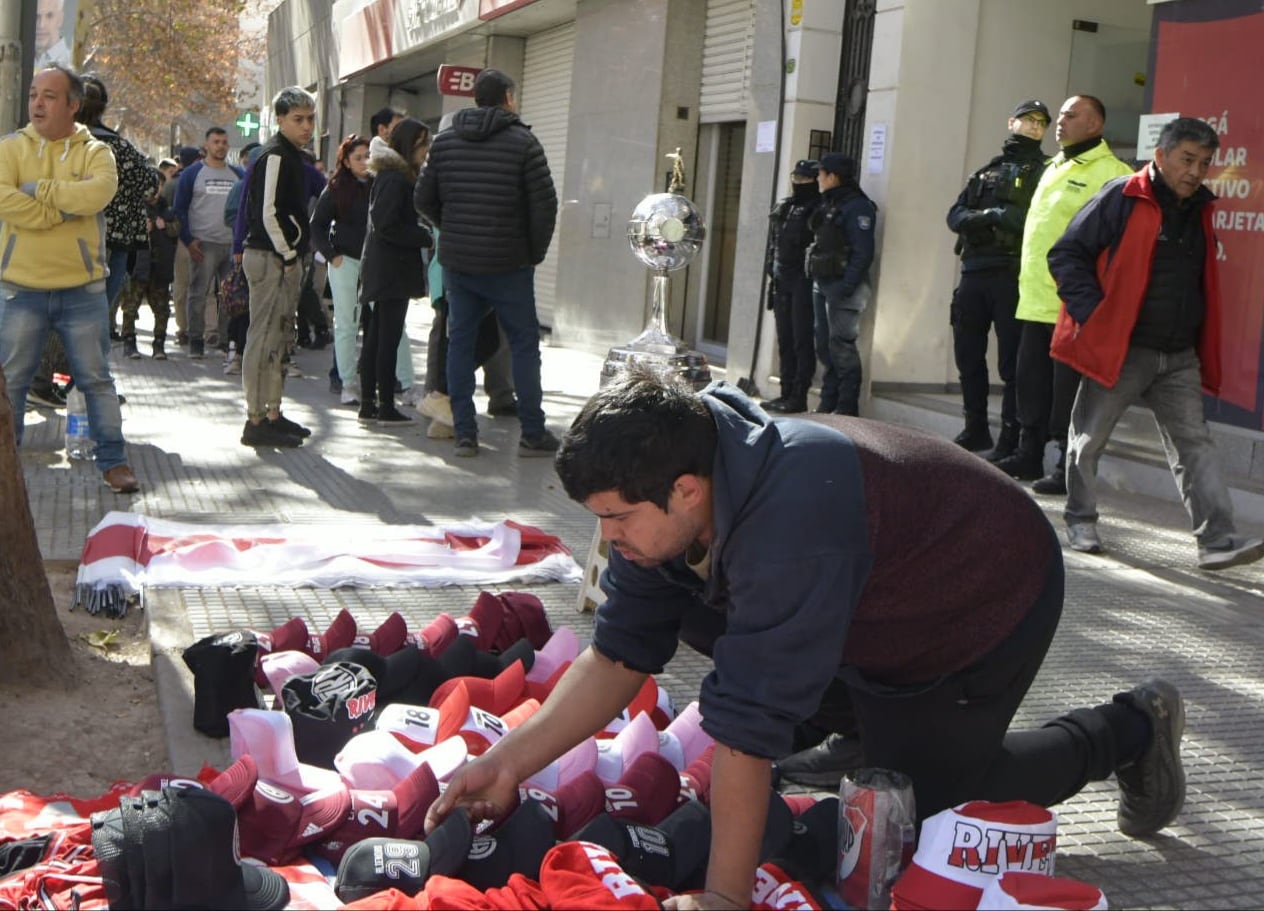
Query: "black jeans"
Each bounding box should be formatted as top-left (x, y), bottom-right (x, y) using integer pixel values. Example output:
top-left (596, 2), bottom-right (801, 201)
top-left (771, 271), bottom-right (816, 399)
top-left (817, 539), bottom-right (1123, 820)
top-left (1015, 320), bottom-right (1081, 446)
top-left (361, 298), bottom-right (408, 410)
top-left (951, 266), bottom-right (1020, 425)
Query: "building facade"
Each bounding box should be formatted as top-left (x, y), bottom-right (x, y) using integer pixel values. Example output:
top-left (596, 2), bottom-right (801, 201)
top-left (265, 0), bottom-right (1264, 454)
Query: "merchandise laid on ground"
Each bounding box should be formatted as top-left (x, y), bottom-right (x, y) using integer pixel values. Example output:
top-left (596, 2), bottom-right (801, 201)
top-left (1, 589), bottom-right (1113, 910)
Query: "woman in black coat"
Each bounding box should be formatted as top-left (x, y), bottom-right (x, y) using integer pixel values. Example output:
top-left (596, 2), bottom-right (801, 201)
top-left (357, 118), bottom-right (432, 423)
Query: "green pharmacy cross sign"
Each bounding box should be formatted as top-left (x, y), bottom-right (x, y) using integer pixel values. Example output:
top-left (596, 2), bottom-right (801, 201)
top-left (235, 111), bottom-right (261, 138)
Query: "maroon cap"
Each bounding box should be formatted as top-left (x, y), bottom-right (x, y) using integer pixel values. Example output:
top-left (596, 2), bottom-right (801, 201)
top-left (352, 612), bottom-right (407, 655)
top-left (497, 592), bottom-right (551, 650)
top-left (519, 769), bottom-right (607, 840)
top-left (408, 613), bottom-right (459, 656)
top-left (252, 618), bottom-right (310, 687)
top-left (678, 743), bottom-right (715, 806)
top-left (461, 592), bottom-right (504, 651)
top-left (305, 609), bottom-right (357, 660)
top-left (205, 754), bottom-right (259, 809)
top-left (312, 762), bottom-right (441, 864)
top-left (236, 780), bottom-right (351, 865)
top-left (606, 752), bottom-right (679, 826)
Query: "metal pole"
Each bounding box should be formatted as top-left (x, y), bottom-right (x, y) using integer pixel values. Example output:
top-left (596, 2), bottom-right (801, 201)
top-left (0, 0), bottom-right (36, 135)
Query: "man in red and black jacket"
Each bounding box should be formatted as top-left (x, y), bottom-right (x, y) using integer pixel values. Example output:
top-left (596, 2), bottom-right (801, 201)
top-left (1047, 116), bottom-right (1262, 570)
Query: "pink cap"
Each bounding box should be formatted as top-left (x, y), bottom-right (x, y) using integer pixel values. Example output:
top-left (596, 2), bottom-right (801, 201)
top-left (260, 649), bottom-right (321, 696)
top-left (335, 731), bottom-right (468, 791)
top-left (525, 736), bottom-right (599, 792)
top-left (658, 702), bottom-right (713, 771)
top-left (227, 708), bottom-right (345, 794)
top-left (595, 712), bottom-right (659, 785)
top-left (525, 627), bottom-right (580, 684)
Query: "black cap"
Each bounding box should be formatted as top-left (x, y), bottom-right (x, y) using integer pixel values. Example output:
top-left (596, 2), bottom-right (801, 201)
top-left (1011, 99), bottom-right (1051, 122)
top-left (177, 145), bottom-right (201, 168)
top-left (281, 661), bottom-right (378, 769)
top-left (182, 631), bottom-right (261, 738)
top-left (334, 811), bottom-right (472, 903)
top-left (817, 152), bottom-right (856, 181)
top-left (792, 159), bottom-right (819, 179)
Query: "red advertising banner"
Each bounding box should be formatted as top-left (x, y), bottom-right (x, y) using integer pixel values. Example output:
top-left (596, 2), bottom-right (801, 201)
top-left (437, 64), bottom-right (482, 96)
top-left (1152, 6), bottom-right (1264, 430)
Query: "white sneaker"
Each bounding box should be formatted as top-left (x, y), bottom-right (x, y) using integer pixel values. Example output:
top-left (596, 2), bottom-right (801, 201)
top-left (400, 386), bottom-right (425, 407)
top-left (340, 387), bottom-right (360, 406)
top-left (1066, 522), bottom-right (1104, 554)
top-left (285, 360), bottom-right (303, 378)
top-left (1198, 536), bottom-right (1264, 570)
top-left (426, 420), bottom-right (455, 439)
top-left (417, 391), bottom-right (453, 425)
top-left (223, 355), bottom-right (241, 376)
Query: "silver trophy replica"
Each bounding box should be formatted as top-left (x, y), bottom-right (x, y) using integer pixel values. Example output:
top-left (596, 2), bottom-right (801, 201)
top-left (600, 149), bottom-right (712, 390)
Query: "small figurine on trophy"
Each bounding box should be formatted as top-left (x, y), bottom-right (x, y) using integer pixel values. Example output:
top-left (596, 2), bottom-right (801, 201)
top-left (600, 150), bottom-right (712, 390)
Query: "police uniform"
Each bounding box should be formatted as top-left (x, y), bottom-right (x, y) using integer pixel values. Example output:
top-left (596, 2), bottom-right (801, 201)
top-left (946, 119), bottom-right (1048, 454)
top-left (764, 160), bottom-right (821, 412)
top-left (807, 153), bottom-right (877, 417)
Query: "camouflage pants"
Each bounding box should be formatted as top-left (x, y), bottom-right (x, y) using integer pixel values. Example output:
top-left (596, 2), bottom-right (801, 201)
top-left (119, 277), bottom-right (172, 340)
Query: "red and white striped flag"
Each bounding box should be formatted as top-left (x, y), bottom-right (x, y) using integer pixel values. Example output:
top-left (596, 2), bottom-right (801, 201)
top-left (75, 512), bottom-right (582, 616)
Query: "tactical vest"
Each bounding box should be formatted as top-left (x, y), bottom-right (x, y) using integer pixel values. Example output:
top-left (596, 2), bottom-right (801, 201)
top-left (770, 196), bottom-right (818, 275)
top-left (957, 157), bottom-right (1044, 259)
top-left (806, 196), bottom-right (852, 279)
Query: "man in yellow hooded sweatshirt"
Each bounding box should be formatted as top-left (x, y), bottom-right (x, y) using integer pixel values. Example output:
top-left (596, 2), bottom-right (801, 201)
top-left (0, 66), bottom-right (139, 493)
top-left (994, 95), bottom-right (1132, 492)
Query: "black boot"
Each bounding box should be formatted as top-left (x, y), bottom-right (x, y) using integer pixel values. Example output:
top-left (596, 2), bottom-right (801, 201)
top-left (953, 414), bottom-right (993, 452)
top-left (766, 388), bottom-right (807, 414)
top-left (987, 421), bottom-right (1020, 463)
top-left (1032, 444), bottom-right (1067, 495)
top-left (993, 428), bottom-right (1044, 480)
top-left (123, 336), bottom-right (140, 359)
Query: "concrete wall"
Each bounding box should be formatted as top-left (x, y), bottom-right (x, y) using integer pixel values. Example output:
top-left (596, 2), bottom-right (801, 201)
top-left (552, 0), bottom-right (700, 352)
top-left (866, 0), bottom-right (1154, 393)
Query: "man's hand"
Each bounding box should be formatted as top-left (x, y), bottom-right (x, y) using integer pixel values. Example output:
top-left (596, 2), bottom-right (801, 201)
top-left (187, 238), bottom-right (204, 262)
top-left (423, 752), bottom-right (520, 834)
top-left (663, 891), bottom-right (747, 910)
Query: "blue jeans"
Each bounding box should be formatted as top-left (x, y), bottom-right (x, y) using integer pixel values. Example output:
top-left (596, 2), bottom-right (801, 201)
top-left (444, 267), bottom-right (544, 439)
top-left (813, 278), bottom-right (871, 415)
top-left (1, 282), bottom-right (128, 470)
top-left (1065, 346), bottom-right (1237, 547)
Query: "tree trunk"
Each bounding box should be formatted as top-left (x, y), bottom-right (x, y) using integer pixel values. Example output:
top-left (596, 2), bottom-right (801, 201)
top-left (0, 368), bottom-right (76, 687)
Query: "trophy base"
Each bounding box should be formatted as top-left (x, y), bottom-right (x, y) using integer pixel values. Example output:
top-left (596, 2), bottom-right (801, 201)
top-left (600, 335), bottom-right (712, 391)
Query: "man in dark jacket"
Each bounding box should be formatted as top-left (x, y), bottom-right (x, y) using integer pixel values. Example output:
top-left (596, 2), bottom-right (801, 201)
top-left (240, 86), bottom-right (316, 449)
top-left (807, 153), bottom-right (877, 416)
top-left (414, 68), bottom-right (559, 459)
top-left (946, 100), bottom-right (1049, 457)
top-left (1048, 117), bottom-right (1263, 570)
top-left (762, 159), bottom-right (821, 414)
top-left (424, 370), bottom-right (1186, 909)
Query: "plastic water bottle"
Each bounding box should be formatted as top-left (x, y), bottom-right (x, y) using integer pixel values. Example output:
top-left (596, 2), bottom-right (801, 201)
top-left (64, 388), bottom-right (92, 460)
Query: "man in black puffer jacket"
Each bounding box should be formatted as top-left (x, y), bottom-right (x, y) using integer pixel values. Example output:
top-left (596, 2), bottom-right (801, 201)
top-left (415, 69), bottom-right (559, 459)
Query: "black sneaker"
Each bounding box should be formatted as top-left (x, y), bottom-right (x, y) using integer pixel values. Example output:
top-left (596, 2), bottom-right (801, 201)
top-left (771, 734), bottom-right (866, 789)
top-left (488, 398), bottom-right (519, 417)
top-left (377, 407), bottom-right (412, 425)
top-left (189, 339), bottom-right (205, 359)
top-left (152, 339), bottom-right (167, 360)
top-left (124, 337), bottom-right (140, 359)
top-left (953, 423), bottom-right (994, 452)
top-left (27, 386), bottom-right (67, 409)
top-left (1114, 679), bottom-right (1185, 837)
top-left (241, 419), bottom-right (302, 448)
top-left (271, 414), bottom-right (311, 438)
top-left (1031, 470), bottom-right (1068, 495)
top-left (519, 429), bottom-right (560, 458)
top-left (358, 405), bottom-right (379, 423)
top-left (765, 397), bottom-right (807, 414)
top-left (455, 436), bottom-right (479, 458)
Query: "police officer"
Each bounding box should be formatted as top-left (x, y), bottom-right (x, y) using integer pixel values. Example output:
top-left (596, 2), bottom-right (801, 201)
top-left (807, 152), bottom-right (877, 416)
top-left (763, 159), bottom-right (821, 413)
top-left (946, 99), bottom-right (1050, 457)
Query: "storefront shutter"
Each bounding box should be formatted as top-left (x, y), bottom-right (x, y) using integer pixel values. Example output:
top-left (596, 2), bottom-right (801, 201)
top-left (700, 0), bottom-right (756, 123)
top-left (520, 21), bottom-right (576, 331)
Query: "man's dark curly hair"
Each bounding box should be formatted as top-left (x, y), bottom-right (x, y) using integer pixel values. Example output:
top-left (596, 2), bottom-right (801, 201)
top-left (554, 366), bottom-right (717, 511)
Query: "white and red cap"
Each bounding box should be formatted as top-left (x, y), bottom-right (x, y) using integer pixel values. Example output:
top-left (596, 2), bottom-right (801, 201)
top-left (374, 685), bottom-right (511, 759)
top-left (891, 801), bottom-right (1058, 911)
top-left (976, 872), bottom-right (1107, 910)
top-left (525, 735), bottom-right (599, 792)
top-left (235, 778), bottom-right (351, 866)
top-left (525, 627), bottom-right (580, 685)
top-left (335, 731), bottom-right (468, 791)
top-left (311, 761), bottom-right (443, 864)
top-left (595, 711), bottom-right (660, 785)
top-left (657, 702), bottom-right (713, 771)
top-left (227, 708), bottom-right (345, 794)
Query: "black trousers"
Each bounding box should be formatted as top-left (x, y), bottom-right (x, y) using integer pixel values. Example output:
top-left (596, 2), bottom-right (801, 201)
top-left (1015, 320), bottom-right (1082, 446)
top-left (814, 538), bottom-right (1125, 820)
top-left (771, 271), bottom-right (816, 399)
top-left (951, 266), bottom-right (1020, 425)
top-left (360, 298), bottom-right (408, 409)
